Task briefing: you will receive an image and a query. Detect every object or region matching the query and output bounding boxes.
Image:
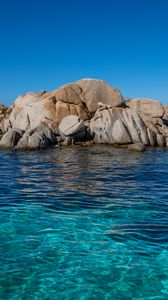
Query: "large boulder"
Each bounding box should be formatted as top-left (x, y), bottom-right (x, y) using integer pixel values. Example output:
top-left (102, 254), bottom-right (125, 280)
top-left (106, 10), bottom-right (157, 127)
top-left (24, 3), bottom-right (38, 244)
top-left (2, 93), bottom-right (52, 133)
top-left (90, 105), bottom-right (150, 145)
top-left (2, 79), bottom-right (124, 136)
top-left (14, 92), bottom-right (40, 112)
top-left (0, 122), bottom-right (57, 150)
top-left (15, 132), bottom-right (30, 150)
top-left (112, 119), bottom-right (131, 144)
top-left (122, 109), bottom-right (149, 145)
top-left (90, 107), bottom-right (122, 144)
top-left (0, 81), bottom-right (94, 135)
top-left (59, 115), bottom-right (87, 141)
top-left (1, 79), bottom-right (167, 151)
top-left (126, 98), bottom-right (167, 139)
top-left (0, 128), bottom-right (24, 148)
top-left (127, 98), bottom-right (164, 119)
top-left (26, 131), bottom-right (49, 150)
top-left (76, 79), bottom-right (125, 114)
top-left (16, 123), bottom-right (57, 150)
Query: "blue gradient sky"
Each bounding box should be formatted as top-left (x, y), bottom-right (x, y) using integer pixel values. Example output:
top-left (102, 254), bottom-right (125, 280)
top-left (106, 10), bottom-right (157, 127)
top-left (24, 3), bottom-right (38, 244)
top-left (0, 0), bottom-right (168, 105)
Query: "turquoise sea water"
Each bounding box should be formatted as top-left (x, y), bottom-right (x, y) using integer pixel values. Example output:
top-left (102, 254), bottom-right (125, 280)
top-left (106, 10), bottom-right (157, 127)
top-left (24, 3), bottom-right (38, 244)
top-left (0, 145), bottom-right (168, 300)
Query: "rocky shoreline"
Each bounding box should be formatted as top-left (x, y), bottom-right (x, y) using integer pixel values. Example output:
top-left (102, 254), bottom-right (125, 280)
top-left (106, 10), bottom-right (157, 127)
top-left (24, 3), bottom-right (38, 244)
top-left (0, 78), bottom-right (168, 152)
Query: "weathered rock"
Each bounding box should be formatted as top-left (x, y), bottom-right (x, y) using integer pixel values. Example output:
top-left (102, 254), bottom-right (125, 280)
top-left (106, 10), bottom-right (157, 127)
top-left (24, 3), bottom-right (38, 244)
top-left (112, 119), bottom-right (131, 144)
top-left (0, 79), bottom-right (168, 151)
top-left (166, 137), bottom-right (168, 147)
top-left (156, 134), bottom-right (166, 147)
top-left (2, 118), bottom-right (12, 133)
top-left (128, 143), bottom-right (146, 152)
top-left (59, 115), bottom-right (87, 141)
top-left (148, 123), bottom-right (160, 135)
top-left (16, 123), bottom-right (57, 150)
top-left (37, 123), bottom-right (57, 144)
top-left (147, 128), bottom-right (157, 146)
top-left (27, 131), bottom-right (49, 150)
top-left (15, 132), bottom-right (30, 150)
top-left (55, 83), bottom-right (84, 105)
top-left (0, 79), bottom-right (125, 140)
top-left (14, 92), bottom-right (40, 112)
top-left (90, 106), bottom-right (149, 145)
top-left (0, 105), bottom-right (8, 133)
top-left (0, 104), bottom-right (7, 116)
top-left (127, 98), bottom-right (164, 119)
top-left (39, 90), bottom-right (47, 96)
top-left (163, 105), bottom-right (168, 120)
top-left (90, 110), bottom-right (114, 144)
top-left (162, 112), bottom-right (168, 122)
top-left (90, 107), bottom-right (126, 144)
top-left (122, 109), bottom-right (149, 145)
top-left (1, 81), bottom-right (94, 135)
top-left (0, 128), bottom-right (24, 148)
top-left (76, 79), bottom-right (125, 114)
top-left (150, 118), bottom-right (168, 136)
top-left (126, 98), bottom-right (168, 138)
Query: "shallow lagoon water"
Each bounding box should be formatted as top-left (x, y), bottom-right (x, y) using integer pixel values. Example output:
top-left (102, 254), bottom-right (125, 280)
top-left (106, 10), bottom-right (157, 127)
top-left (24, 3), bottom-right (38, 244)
top-left (0, 145), bottom-right (168, 299)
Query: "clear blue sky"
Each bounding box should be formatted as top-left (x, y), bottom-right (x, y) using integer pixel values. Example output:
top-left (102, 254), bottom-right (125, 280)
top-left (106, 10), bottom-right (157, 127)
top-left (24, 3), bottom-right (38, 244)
top-left (0, 0), bottom-right (168, 105)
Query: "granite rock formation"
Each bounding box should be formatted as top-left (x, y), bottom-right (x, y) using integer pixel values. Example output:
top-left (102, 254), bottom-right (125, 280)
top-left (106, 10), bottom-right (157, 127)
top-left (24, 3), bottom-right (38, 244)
top-left (126, 98), bottom-right (167, 136)
top-left (59, 115), bottom-right (87, 142)
top-left (0, 79), bottom-right (168, 150)
top-left (89, 104), bottom-right (149, 145)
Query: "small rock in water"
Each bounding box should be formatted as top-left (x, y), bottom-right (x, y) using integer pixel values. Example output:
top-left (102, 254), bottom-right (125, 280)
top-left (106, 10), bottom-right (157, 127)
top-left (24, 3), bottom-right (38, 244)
top-left (128, 143), bottom-right (146, 152)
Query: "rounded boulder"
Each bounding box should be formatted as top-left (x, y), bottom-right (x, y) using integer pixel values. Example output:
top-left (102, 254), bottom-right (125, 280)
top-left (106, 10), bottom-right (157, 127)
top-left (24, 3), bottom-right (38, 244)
top-left (58, 115), bottom-right (87, 141)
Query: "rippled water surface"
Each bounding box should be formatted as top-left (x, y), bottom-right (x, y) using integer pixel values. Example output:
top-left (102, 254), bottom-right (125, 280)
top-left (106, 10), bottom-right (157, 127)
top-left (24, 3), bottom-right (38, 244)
top-left (0, 145), bottom-right (168, 299)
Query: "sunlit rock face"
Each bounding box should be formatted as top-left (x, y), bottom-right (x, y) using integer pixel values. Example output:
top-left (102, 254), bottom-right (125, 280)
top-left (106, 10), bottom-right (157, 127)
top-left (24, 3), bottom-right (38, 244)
top-left (0, 79), bottom-right (168, 150)
top-left (127, 98), bottom-right (164, 119)
top-left (89, 104), bottom-right (150, 145)
top-left (76, 79), bottom-right (125, 114)
top-left (59, 115), bottom-right (87, 141)
top-left (126, 98), bottom-right (168, 138)
top-left (1, 79), bottom-right (123, 135)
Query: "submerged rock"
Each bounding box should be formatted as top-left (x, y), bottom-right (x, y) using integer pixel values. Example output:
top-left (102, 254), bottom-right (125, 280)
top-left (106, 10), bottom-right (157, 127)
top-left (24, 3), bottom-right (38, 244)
top-left (128, 143), bottom-right (146, 152)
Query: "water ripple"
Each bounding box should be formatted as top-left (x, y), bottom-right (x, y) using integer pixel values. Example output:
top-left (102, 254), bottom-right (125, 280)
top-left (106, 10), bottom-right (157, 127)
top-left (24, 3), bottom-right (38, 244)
top-left (0, 146), bottom-right (168, 299)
